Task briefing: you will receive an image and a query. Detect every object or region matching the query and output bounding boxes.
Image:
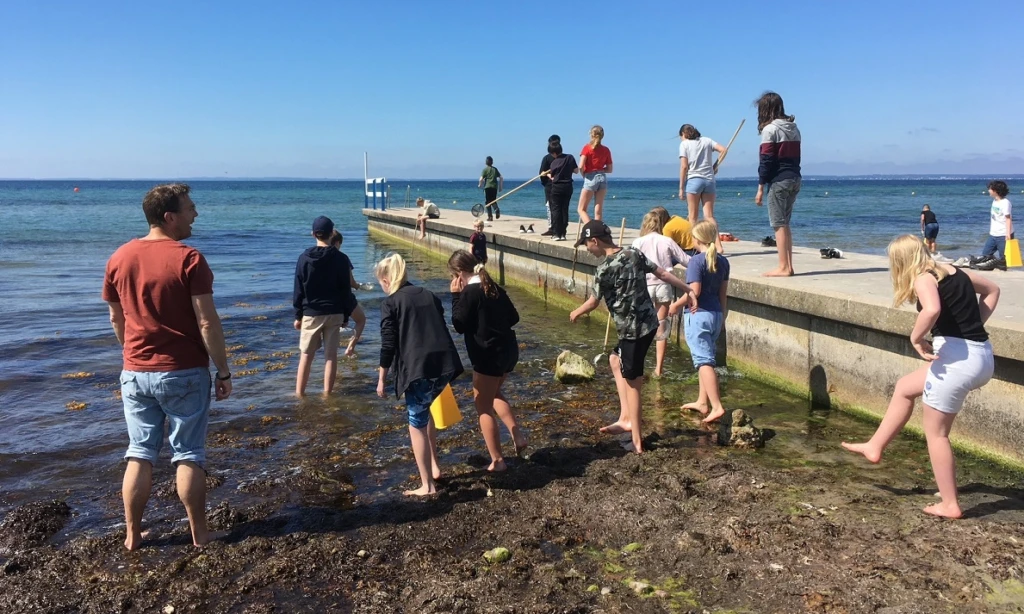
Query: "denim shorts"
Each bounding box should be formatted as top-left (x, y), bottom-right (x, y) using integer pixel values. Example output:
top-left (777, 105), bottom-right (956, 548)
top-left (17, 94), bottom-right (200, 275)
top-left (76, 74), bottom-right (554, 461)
top-left (923, 223), bottom-right (939, 240)
top-left (767, 178), bottom-right (801, 229)
top-left (582, 172), bottom-right (607, 192)
top-left (685, 176), bottom-right (716, 196)
top-left (404, 376), bottom-right (450, 429)
top-left (120, 367), bottom-right (212, 467)
top-left (684, 310), bottom-right (724, 368)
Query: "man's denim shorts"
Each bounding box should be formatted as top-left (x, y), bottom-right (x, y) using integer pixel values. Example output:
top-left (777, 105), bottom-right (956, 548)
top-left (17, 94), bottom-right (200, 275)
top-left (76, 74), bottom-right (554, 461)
top-left (582, 172), bottom-right (607, 192)
top-left (684, 310), bottom-right (724, 368)
top-left (120, 367), bottom-right (212, 467)
top-left (404, 376), bottom-right (450, 429)
top-left (685, 176), bottom-right (716, 196)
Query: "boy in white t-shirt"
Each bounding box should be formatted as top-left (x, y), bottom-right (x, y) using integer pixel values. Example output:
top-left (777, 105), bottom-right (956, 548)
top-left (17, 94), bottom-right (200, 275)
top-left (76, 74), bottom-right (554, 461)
top-left (973, 180), bottom-right (1014, 270)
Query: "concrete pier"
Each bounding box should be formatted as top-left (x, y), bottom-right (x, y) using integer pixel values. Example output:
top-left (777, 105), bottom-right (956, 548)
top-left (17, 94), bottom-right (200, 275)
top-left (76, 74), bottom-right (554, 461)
top-left (365, 207), bottom-right (1024, 464)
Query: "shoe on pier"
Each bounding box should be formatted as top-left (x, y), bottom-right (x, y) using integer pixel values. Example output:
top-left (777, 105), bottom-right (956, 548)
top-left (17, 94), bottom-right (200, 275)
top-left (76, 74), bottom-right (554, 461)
top-left (527, 224), bottom-right (535, 233)
top-left (519, 225), bottom-right (527, 233)
top-left (541, 229), bottom-right (554, 237)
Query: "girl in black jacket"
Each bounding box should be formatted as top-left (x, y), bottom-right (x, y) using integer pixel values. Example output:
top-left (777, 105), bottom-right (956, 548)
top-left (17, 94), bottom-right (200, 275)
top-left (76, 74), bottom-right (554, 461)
top-left (448, 250), bottom-right (527, 471)
top-left (375, 253), bottom-right (464, 496)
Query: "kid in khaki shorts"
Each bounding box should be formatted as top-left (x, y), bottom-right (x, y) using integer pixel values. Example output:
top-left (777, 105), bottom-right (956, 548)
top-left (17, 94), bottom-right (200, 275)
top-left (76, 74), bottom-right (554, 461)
top-left (569, 220), bottom-right (695, 454)
top-left (293, 216), bottom-right (359, 397)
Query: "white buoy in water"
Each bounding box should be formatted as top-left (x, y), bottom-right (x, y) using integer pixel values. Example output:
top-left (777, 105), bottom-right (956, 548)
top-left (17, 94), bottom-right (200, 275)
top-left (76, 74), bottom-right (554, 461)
top-left (737, 192), bottom-right (741, 196)
top-left (611, 195), bottom-right (616, 199)
top-left (912, 192), bottom-right (916, 196)
top-left (825, 191), bottom-right (829, 196)
top-left (453, 200), bottom-right (457, 204)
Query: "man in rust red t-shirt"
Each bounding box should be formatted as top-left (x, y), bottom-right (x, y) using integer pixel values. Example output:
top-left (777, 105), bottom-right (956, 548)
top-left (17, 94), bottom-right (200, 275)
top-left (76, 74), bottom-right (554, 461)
top-left (103, 183), bottom-right (232, 550)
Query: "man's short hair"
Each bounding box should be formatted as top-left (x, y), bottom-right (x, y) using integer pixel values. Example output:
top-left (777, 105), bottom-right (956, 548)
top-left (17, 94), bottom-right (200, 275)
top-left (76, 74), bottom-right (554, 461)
top-left (143, 184), bottom-right (191, 226)
top-left (548, 134), bottom-right (560, 144)
top-left (988, 180), bottom-right (1009, 199)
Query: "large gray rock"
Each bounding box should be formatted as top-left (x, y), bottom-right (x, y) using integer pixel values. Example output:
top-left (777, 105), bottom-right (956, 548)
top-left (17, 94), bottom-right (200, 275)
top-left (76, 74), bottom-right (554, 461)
top-left (554, 350), bottom-right (595, 384)
top-left (717, 409), bottom-right (766, 448)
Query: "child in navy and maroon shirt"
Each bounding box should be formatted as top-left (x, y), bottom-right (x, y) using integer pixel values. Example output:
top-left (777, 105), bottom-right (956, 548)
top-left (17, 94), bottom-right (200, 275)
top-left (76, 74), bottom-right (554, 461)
top-left (469, 219), bottom-right (488, 264)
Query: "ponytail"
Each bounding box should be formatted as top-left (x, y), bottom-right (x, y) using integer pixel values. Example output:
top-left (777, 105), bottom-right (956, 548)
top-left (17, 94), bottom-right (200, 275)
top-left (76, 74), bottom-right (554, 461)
top-left (691, 220), bottom-right (720, 273)
top-left (448, 249), bottom-right (498, 299)
top-left (589, 124), bottom-right (604, 149)
top-left (374, 253), bottom-right (407, 296)
top-left (474, 262), bottom-right (498, 299)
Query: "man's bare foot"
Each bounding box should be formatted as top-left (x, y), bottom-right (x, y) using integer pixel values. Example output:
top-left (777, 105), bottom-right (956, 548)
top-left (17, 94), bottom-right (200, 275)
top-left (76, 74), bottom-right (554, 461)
top-left (193, 530), bottom-right (226, 548)
top-left (923, 501), bottom-right (963, 519)
top-left (124, 529), bottom-right (149, 551)
top-left (653, 368), bottom-right (663, 378)
top-left (403, 484), bottom-right (437, 496)
top-left (840, 441), bottom-right (882, 463)
top-left (487, 459), bottom-right (507, 472)
top-left (701, 407), bottom-right (726, 424)
top-left (682, 402), bottom-right (709, 416)
top-left (762, 268), bottom-right (794, 278)
top-left (600, 420), bottom-right (632, 434)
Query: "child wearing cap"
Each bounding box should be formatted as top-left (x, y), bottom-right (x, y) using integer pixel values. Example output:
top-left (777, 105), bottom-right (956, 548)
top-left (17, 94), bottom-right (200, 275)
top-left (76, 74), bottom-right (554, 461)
top-left (293, 216), bottom-right (360, 397)
top-left (569, 220), bottom-right (696, 454)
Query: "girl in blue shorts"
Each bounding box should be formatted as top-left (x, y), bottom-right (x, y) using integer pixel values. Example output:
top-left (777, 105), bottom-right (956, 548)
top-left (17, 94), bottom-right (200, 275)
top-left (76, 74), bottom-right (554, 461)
top-left (375, 253), bottom-right (464, 496)
top-left (682, 220), bottom-right (731, 424)
top-left (843, 235), bottom-right (999, 519)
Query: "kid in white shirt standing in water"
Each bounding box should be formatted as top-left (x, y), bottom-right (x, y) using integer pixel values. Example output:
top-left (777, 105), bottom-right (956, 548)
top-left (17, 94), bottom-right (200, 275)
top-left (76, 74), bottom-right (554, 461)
top-left (843, 235), bottom-right (999, 518)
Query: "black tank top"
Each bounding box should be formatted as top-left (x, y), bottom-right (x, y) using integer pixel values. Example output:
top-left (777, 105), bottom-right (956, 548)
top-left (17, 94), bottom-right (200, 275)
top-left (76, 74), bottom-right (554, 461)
top-left (922, 209), bottom-right (938, 225)
top-left (917, 268), bottom-right (987, 342)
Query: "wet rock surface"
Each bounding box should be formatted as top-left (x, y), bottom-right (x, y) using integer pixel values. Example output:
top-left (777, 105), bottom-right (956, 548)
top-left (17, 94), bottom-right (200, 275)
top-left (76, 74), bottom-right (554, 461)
top-left (717, 408), bottom-right (768, 448)
top-left (0, 500), bottom-right (71, 555)
top-left (554, 350), bottom-right (596, 384)
top-left (1, 394), bottom-right (1023, 614)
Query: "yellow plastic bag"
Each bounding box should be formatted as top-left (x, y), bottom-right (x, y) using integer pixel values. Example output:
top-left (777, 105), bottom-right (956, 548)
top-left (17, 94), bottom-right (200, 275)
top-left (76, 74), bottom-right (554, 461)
top-left (429, 384), bottom-right (462, 429)
top-left (1005, 238), bottom-right (1022, 268)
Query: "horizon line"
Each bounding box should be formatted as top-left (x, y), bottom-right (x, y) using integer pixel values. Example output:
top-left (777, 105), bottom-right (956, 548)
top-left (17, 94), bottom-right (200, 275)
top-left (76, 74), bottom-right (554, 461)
top-left (3, 174), bottom-right (1024, 182)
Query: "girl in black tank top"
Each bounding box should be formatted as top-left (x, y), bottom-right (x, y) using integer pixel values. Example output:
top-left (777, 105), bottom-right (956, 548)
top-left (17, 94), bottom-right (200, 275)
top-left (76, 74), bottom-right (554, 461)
top-left (843, 235), bottom-right (1000, 520)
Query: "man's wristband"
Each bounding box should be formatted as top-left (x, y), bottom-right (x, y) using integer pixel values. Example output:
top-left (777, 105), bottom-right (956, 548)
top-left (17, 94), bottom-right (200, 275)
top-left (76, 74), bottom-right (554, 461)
top-left (216, 372), bottom-right (231, 381)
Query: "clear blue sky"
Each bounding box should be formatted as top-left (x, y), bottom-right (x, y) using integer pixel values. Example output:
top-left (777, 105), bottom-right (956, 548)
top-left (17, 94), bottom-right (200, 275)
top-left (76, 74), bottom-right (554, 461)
top-left (2, 0), bottom-right (1022, 179)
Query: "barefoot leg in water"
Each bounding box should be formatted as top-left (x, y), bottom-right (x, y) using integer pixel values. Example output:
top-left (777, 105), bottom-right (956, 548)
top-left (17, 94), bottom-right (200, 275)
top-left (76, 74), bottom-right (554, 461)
top-left (600, 353), bottom-right (632, 434)
top-left (841, 365), bottom-right (927, 462)
top-left (698, 365), bottom-right (727, 424)
top-left (922, 405), bottom-right (962, 519)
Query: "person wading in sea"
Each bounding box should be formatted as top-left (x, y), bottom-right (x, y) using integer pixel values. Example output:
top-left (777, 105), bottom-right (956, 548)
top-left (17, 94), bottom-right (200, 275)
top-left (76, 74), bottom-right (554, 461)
top-left (103, 184), bottom-right (233, 550)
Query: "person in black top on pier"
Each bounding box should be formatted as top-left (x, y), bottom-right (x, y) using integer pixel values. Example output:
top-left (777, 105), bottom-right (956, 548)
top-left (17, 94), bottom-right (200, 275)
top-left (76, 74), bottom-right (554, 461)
top-left (542, 141), bottom-right (580, 242)
top-left (375, 253), bottom-right (464, 496)
top-left (843, 234), bottom-right (999, 520)
top-left (920, 204), bottom-right (939, 254)
top-left (539, 134), bottom-right (560, 236)
top-left (448, 249), bottom-right (528, 472)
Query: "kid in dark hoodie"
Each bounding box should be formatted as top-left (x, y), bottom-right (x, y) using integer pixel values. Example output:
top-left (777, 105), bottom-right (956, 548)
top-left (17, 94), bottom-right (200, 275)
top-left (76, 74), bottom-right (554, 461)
top-left (293, 216), bottom-right (359, 396)
top-left (754, 91), bottom-right (801, 277)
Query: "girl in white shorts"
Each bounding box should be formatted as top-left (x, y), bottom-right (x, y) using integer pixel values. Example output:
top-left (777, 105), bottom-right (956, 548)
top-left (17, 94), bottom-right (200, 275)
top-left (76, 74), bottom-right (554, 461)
top-left (842, 235), bottom-right (999, 519)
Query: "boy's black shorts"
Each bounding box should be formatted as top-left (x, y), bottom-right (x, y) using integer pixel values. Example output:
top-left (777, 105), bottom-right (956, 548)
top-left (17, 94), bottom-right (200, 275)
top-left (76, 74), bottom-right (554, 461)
top-left (613, 329), bottom-right (656, 380)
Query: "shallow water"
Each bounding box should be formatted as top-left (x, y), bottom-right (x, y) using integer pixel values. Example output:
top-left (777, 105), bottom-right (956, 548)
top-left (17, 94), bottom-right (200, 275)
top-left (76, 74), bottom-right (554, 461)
top-left (1, 179), bottom-right (1021, 535)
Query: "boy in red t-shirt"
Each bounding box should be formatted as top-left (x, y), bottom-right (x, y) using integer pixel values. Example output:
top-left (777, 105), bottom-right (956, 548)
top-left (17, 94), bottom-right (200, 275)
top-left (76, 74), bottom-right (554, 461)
top-left (577, 124), bottom-right (613, 223)
top-left (468, 219), bottom-right (488, 264)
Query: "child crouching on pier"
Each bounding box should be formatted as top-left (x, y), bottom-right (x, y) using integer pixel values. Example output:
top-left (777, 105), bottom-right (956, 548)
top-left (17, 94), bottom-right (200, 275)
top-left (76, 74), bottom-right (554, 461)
top-left (375, 253), bottom-right (464, 496)
top-left (842, 235), bottom-right (999, 518)
top-left (569, 221), bottom-right (695, 454)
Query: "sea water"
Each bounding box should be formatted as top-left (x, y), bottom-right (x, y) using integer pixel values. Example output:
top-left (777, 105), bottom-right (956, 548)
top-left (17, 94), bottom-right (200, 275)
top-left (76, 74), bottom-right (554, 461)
top-left (0, 178), bottom-right (1016, 526)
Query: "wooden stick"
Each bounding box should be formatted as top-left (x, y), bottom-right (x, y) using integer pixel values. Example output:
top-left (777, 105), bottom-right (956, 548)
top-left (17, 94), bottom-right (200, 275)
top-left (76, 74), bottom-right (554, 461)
top-left (483, 174), bottom-right (544, 208)
top-left (713, 118), bottom-right (745, 173)
top-left (565, 218), bottom-right (585, 292)
top-left (601, 217), bottom-right (628, 352)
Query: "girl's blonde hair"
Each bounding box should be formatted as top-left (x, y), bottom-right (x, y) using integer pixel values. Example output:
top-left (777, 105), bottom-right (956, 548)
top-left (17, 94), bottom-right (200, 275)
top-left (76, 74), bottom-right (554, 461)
top-left (888, 234), bottom-right (948, 306)
top-left (374, 253), bottom-right (408, 296)
top-left (589, 125), bottom-right (604, 149)
top-left (639, 210), bottom-right (664, 236)
top-left (691, 220), bottom-right (720, 273)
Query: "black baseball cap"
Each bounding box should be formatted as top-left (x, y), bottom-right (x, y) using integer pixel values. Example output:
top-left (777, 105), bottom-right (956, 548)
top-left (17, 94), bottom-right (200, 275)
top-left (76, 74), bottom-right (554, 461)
top-left (312, 216), bottom-right (334, 235)
top-left (575, 220), bottom-right (612, 247)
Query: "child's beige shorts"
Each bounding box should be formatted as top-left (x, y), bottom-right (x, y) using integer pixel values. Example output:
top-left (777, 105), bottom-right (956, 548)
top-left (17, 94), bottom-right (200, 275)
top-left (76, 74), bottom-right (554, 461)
top-left (299, 314), bottom-right (344, 355)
